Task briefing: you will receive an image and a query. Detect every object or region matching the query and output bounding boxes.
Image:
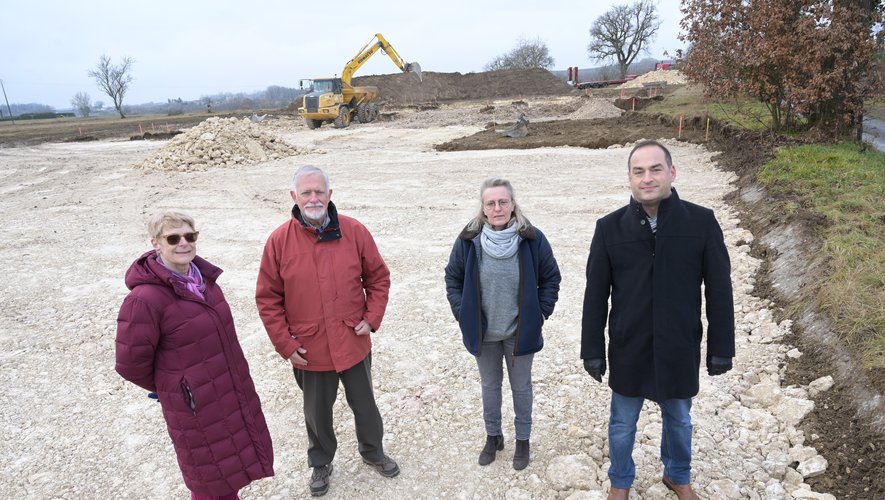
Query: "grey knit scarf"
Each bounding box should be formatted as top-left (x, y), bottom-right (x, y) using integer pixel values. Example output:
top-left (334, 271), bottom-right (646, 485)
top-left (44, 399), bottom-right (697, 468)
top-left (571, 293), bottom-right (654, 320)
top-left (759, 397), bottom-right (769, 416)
top-left (480, 223), bottom-right (521, 259)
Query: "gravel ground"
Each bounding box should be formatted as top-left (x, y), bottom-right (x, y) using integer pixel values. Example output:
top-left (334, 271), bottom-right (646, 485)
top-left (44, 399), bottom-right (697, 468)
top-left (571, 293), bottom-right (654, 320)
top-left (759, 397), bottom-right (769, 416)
top-left (0, 108), bottom-right (834, 499)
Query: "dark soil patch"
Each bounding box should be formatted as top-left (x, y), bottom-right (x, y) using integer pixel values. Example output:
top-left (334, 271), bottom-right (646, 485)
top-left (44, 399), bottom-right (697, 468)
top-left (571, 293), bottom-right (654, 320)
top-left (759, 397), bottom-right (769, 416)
top-left (435, 113), bottom-right (710, 152)
top-left (130, 130), bottom-right (184, 141)
top-left (614, 96), bottom-right (664, 111)
top-left (437, 112), bottom-right (885, 498)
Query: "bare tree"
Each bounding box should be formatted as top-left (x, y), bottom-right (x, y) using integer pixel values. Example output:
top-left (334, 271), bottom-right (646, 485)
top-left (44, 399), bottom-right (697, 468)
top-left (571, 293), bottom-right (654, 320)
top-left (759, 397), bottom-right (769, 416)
top-left (71, 92), bottom-right (92, 117)
top-left (588, 0), bottom-right (661, 78)
top-left (88, 55), bottom-right (133, 118)
top-left (485, 37), bottom-right (555, 71)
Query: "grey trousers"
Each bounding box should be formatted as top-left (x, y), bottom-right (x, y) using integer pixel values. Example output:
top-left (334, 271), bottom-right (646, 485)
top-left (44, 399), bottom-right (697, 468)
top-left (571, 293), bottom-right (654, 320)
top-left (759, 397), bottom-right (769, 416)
top-left (293, 353), bottom-right (385, 467)
top-left (475, 337), bottom-right (535, 441)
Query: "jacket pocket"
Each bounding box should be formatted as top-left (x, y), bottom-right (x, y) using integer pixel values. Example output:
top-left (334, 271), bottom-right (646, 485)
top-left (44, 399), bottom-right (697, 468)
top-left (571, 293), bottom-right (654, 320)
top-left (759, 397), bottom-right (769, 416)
top-left (180, 377), bottom-right (196, 414)
top-left (288, 323), bottom-right (319, 340)
top-left (343, 308), bottom-right (366, 329)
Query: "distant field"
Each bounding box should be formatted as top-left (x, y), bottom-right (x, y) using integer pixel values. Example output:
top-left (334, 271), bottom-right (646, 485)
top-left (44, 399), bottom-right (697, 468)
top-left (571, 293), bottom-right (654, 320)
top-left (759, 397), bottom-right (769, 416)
top-left (0, 110), bottom-right (280, 147)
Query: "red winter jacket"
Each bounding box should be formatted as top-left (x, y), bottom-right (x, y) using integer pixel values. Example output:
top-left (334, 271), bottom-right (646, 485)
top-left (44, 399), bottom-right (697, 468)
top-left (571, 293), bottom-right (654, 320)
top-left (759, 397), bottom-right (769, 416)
top-left (116, 252), bottom-right (274, 496)
top-left (256, 202), bottom-right (390, 372)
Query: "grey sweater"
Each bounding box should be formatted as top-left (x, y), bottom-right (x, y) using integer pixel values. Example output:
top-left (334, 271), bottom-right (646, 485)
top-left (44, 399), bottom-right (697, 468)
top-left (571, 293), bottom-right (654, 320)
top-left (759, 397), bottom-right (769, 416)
top-left (479, 247), bottom-right (520, 342)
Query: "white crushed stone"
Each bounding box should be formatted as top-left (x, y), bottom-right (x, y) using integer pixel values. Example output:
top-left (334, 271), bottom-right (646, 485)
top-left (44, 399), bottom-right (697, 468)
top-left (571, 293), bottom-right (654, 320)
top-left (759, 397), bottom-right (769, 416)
top-left (566, 98), bottom-right (623, 120)
top-left (0, 102), bottom-right (837, 499)
top-left (138, 116), bottom-right (299, 172)
top-left (619, 69), bottom-right (688, 89)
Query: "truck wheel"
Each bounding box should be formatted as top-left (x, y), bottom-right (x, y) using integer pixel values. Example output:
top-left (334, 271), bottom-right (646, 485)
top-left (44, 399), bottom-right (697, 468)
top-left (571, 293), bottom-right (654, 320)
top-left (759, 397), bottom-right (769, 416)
top-left (333, 107), bottom-right (351, 128)
top-left (357, 104), bottom-right (370, 123)
top-left (368, 103), bottom-right (379, 122)
top-left (305, 118), bottom-right (321, 130)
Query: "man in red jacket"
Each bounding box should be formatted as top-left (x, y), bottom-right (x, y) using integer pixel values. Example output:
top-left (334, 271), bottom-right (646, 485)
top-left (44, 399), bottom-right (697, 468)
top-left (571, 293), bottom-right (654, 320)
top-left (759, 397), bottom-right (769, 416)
top-left (256, 165), bottom-right (398, 497)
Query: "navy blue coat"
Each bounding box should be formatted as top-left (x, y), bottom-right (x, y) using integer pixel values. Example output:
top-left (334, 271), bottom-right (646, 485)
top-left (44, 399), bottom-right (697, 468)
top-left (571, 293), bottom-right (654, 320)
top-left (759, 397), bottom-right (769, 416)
top-left (581, 189), bottom-right (735, 402)
top-left (445, 225), bottom-right (561, 356)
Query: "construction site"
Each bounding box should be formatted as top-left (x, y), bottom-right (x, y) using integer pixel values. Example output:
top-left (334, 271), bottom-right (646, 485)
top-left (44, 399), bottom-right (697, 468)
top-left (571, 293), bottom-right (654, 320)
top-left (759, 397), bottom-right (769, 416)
top-left (1, 64), bottom-right (883, 500)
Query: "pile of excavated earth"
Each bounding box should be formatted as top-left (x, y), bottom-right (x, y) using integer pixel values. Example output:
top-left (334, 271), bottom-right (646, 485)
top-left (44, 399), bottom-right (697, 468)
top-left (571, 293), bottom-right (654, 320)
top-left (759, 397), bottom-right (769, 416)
top-left (619, 69), bottom-right (689, 88)
top-left (139, 117), bottom-right (299, 172)
top-left (354, 68), bottom-right (577, 105)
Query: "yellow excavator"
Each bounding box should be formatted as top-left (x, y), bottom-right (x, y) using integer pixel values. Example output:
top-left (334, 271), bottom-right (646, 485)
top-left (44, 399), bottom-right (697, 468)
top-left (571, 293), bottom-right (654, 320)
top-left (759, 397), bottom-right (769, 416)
top-left (298, 33), bottom-right (421, 129)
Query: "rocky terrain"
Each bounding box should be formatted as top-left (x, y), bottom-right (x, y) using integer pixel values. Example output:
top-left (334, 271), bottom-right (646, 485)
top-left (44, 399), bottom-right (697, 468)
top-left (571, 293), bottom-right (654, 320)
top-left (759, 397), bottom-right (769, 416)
top-left (0, 95), bottom-right (848, 499)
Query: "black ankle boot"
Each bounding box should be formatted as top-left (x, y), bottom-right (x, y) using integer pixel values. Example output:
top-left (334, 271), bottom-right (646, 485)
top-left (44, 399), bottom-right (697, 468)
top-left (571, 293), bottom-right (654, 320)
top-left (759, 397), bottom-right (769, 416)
top-left (478, 435), bottom-right (504, 466)
top-left (513, 439), bottom-right (530, 470)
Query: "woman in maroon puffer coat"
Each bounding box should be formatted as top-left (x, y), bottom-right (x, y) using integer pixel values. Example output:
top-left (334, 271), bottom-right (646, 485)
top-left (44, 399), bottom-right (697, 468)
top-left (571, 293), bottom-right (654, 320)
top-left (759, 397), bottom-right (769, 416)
top-left (116, 210), bottom-right (274, 499)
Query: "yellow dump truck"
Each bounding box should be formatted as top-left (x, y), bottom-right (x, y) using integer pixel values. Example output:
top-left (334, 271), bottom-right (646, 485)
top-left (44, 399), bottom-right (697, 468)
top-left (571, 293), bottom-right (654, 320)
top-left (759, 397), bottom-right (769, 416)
top-left (299, 33), bottom-right (421, 129)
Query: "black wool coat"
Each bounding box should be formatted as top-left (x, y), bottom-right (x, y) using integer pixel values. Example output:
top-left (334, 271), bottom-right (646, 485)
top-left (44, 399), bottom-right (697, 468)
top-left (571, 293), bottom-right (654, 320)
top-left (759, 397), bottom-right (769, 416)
top-left (581, 189), bottom-right (735, 402)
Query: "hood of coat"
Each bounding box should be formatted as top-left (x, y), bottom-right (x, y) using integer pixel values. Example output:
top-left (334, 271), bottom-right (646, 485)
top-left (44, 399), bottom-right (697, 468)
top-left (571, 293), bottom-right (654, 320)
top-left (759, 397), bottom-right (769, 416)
top-left (124, 250), bottom-right (221, 292)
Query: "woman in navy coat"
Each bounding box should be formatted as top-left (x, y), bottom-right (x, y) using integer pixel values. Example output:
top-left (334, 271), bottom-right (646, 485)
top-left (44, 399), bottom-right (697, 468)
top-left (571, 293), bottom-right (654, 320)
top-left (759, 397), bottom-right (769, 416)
top-left (445, 178), bottom-right (560, 471)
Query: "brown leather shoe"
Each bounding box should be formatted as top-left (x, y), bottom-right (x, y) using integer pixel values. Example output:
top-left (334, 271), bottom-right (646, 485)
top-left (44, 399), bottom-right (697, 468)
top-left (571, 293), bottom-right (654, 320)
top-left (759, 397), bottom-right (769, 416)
top-left (607, 487), bottom-right (630, 500)
top-left (662, 476), bottom-right (700, 499)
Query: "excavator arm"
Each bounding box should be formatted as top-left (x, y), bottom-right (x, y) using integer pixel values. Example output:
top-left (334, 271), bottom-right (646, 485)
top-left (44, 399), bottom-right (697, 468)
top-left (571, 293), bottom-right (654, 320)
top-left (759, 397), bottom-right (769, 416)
top-left (341, 33), bottom-right (421, 85)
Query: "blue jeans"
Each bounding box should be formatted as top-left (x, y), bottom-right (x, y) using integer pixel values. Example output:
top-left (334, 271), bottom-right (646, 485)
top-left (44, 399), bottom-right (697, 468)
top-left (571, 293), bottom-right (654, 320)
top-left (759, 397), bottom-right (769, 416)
top-left (608, 391), bottom-right (693, 488)
top-left (474, 337), bottom-right (534, 441)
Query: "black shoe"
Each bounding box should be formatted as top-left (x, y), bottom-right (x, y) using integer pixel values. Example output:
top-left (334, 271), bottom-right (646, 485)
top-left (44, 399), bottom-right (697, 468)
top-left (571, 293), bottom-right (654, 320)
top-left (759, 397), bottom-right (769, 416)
top-left (309, 464), bottom-right (332, 496)
top-left (478, 435), bottom-right (505, 466)
top-left (513, 439), bottom-right (530, 470)
top-left (362, 455), bottom-right (400, 478)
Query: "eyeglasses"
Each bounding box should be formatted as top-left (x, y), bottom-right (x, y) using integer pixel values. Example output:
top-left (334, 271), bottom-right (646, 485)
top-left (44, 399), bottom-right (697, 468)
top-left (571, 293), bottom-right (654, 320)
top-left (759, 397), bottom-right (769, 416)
top-left (483, 199), bottom-right (512, 210)
top-left (159, 232), bottom-right (199, 245)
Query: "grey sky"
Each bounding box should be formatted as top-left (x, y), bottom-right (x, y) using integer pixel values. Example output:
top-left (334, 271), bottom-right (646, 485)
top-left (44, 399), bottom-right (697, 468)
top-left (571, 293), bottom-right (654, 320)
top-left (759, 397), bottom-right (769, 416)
top-left (2, 0), bottom-right (687, 109)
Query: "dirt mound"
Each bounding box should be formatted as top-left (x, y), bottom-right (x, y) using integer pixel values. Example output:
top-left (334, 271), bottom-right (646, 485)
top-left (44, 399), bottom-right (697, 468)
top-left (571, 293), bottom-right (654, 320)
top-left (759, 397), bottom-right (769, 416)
top-left (354, 68), bottom-right (577, 105)
top-left (619, 69), bottom-right (688, 88)
top-left (567, 98), bottom-right (624, 119)
top-left (138, 116), bottom-right (298, 172)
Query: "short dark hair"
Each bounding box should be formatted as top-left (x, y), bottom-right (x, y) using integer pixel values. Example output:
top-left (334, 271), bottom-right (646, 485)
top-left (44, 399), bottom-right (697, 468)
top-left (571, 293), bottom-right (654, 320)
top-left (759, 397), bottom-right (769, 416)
top-left (627, 140), bottom-right (672, 169)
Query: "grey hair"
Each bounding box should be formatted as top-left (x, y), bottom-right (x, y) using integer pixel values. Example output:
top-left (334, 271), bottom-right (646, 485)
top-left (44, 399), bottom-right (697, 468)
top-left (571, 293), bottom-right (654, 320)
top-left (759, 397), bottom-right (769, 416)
top-left (627, 140), bottom-right (672, 170)
top-left (147, 210), bottom-right (196, 239)
top-left (465, 177), bottom-right (532, 233)
top-left (290, 165), bottom-right (331, 192)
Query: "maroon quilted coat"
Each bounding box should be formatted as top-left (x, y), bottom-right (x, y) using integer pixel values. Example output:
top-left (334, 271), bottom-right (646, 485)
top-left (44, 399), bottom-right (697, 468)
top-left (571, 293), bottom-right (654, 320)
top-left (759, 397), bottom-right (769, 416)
top-left (116, 251), bottom-right (274, 495)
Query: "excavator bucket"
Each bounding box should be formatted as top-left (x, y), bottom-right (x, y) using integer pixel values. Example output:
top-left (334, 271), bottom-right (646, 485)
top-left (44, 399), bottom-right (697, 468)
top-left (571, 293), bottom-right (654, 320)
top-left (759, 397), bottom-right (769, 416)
top-left (405, 62), bottom-right (422, 82)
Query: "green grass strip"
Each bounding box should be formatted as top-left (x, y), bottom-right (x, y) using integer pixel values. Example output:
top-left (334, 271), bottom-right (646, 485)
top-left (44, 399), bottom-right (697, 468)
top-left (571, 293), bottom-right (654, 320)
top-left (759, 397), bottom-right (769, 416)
top-left (758, 143), bottom-right (885, 368)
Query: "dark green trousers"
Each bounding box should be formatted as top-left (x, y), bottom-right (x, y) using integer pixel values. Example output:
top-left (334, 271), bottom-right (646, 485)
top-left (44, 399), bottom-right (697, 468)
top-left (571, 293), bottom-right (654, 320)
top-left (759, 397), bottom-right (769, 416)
top-left (293, 353), bottom-right (385, 467)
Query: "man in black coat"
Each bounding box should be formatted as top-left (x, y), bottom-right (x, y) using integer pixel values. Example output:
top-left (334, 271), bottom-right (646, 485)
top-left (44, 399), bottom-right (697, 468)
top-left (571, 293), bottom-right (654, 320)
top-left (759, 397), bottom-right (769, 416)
top-left (581, 140), bottom-right (735, 500)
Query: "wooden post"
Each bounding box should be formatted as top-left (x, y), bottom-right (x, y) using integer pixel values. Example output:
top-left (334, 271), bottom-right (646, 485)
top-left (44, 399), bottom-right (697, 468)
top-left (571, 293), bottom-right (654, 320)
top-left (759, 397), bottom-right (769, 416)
top-left (632, 98), bottom-right (635, 111)
top-left (705, 117), bottom-right (710, 141)
top-left (678, 115), bottom-right (683, 138)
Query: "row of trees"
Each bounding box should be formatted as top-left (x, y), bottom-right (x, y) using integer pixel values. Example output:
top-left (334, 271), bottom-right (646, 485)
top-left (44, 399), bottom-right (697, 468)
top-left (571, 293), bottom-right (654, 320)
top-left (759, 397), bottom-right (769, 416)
top-left (71, 52), bottom-right (303, 118)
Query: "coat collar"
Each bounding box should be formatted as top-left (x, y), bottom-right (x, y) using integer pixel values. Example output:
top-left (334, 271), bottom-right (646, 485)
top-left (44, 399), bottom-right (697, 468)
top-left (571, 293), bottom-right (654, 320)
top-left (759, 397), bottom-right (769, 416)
top-left (292, 200), bottom-right (342, 242)
top-left (125, 251), bottom-right (221, 291)
top-left (629, 187), bottom-right (681, 217)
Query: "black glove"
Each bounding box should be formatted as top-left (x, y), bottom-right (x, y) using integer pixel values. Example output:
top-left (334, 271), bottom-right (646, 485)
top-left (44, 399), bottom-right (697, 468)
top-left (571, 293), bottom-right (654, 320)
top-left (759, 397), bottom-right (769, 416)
top-left (583, 358), bottom-right (606, 382)
top-left (707, 355), bottom-right (733, 376)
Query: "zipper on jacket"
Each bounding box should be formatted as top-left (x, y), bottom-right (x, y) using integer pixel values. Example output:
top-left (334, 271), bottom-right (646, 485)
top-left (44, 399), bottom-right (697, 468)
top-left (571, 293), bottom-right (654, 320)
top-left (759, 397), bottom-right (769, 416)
top-left (180, 377), bottom-right (196, 414)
